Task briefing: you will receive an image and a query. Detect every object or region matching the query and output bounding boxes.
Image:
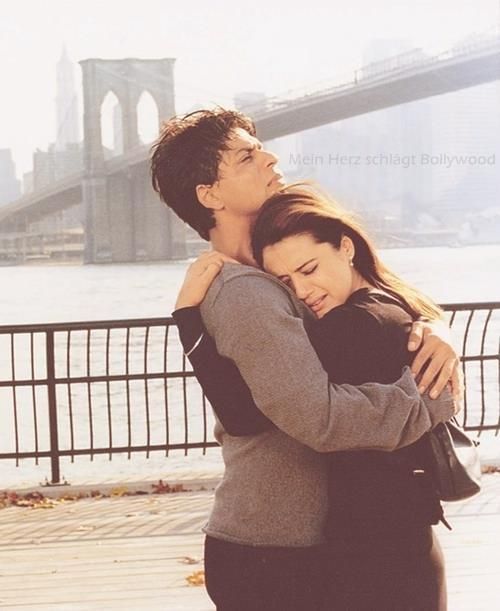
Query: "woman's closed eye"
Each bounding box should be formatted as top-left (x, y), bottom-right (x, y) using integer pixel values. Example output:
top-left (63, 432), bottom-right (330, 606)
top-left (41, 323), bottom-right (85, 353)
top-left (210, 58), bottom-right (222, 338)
top-left (302, 265), bottom-right (317, 276)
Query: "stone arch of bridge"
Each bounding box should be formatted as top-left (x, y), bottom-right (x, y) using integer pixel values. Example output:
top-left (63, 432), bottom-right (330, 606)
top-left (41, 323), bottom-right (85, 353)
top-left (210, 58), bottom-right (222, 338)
top-left (78, 58), bottom-right (178, 263)
top-left (79, 58), bottom-right (175, 169)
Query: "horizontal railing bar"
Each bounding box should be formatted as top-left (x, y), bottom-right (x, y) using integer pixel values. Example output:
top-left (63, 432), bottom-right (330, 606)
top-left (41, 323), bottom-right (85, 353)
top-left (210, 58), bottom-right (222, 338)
top-left (0, 317), bottom-right (173, 334)
top-left (0, 441), bottom-right (220, 460)
top-left (441, 302), bottom-right (500, 312)
top-left (2, 356), bottom-right (498, 387)
top-left (460, 355), bottom-right (500, 362)
top-left (462, 424), bottom-right (500, 432)
top-left (0, 301), bottom-right (498, 334)
top-left (0, 371), bottom-right (197, 388)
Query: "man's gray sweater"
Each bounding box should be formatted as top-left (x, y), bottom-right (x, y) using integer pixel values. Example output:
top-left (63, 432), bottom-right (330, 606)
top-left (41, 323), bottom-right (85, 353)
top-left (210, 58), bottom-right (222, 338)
top-left (199, 264), bottom-right (454, 547)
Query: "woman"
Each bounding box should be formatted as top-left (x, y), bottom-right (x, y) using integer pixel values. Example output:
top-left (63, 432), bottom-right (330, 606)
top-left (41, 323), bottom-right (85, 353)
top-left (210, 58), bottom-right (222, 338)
top-left (251, 185), bottom-right (448, 610)
top-left (173, 185), bottom-right (451, 610)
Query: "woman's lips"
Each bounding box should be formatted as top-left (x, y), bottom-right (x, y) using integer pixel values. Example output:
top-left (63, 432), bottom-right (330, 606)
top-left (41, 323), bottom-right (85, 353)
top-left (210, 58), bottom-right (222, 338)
top-left (308, 295), bottom-right (326, 313)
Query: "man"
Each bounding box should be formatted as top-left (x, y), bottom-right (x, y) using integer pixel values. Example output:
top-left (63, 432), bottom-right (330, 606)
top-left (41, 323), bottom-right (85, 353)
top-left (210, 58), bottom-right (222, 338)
top-left (151, 108), bottom-right (459, 610)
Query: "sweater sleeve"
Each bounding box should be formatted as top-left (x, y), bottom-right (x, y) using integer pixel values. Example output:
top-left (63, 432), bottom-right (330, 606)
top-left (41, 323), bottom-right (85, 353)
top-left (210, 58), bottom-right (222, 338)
top-left (172, 306), bottom-right (273, 436)
top-left (201, 274), bottom-right (455, 452)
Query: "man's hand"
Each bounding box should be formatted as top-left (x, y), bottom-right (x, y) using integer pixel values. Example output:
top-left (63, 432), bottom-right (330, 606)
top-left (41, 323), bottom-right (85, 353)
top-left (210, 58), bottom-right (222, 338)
top-left (175, 251), bottom-right (239, 310)
top-left (408, 319), bottom-right (463, 405)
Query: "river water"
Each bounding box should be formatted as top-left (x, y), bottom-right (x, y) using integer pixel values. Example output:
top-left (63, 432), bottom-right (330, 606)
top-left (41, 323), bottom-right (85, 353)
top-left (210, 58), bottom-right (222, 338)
top-left (1, 244), bottom-right (500, 326)
top-left (1, 244), bottom-right (499, 488)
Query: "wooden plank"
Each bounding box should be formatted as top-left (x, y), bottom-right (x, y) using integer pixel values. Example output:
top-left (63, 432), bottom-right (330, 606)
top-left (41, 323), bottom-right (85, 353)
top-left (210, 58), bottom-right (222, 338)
top-left (1, 476), bottom-right (500, 610)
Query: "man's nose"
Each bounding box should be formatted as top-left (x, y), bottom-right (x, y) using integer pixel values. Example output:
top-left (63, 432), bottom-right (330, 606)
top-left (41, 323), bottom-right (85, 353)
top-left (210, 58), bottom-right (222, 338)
top-left (260, 148), bottom-right (279, 166)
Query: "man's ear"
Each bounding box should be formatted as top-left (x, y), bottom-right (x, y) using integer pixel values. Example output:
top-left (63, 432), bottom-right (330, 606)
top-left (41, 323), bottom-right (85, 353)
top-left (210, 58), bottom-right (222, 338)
top-left (196, 184), bottom-right (225, 211)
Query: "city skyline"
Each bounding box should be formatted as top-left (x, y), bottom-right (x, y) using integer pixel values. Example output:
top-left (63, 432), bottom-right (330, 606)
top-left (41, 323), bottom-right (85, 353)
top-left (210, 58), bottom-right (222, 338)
top-left (1, 0), bottom-right (498, 178)
top-left (1, 24), bottom-right (498, 253)
top-left (2, 32), bottom-right (497, 253)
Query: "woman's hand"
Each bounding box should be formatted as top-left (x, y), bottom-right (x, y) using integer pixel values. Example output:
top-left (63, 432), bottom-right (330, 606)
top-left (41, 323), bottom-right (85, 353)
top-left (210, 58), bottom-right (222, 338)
top-left (175, 251), bottom-right (239, 310)
top-left (407, 319), bottom-right (463, 406)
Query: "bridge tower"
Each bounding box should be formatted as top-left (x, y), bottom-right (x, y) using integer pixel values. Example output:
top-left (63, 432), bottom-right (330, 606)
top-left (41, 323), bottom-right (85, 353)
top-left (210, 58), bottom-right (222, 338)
top-left (80, 58), bottom-right (185, 262)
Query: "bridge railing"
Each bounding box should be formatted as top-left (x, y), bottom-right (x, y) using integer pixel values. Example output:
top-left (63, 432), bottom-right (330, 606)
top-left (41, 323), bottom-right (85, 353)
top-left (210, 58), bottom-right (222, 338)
top-left (0, 302), bottom-right (498, 485)
top-left (249, 29), bottom-right (500, 117)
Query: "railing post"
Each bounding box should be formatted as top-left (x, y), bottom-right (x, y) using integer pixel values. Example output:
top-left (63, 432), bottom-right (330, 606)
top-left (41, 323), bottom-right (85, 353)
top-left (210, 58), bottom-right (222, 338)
top-left (46, 330), bottom-right (61, 485)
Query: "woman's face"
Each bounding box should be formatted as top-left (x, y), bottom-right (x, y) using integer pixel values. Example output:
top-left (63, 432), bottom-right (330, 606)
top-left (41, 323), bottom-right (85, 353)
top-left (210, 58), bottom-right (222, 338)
top-left (262, 233), bottom-right (358, 318)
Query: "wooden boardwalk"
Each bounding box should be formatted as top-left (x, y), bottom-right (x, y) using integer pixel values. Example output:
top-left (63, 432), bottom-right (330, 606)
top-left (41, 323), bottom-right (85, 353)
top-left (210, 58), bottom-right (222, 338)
top-left (1, 474), bottom-right (500, 610)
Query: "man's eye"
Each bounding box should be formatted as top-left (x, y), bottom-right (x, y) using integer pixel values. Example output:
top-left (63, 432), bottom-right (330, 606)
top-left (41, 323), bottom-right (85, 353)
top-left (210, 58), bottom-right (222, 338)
top-left (303, 266), bottom-right (317, 275)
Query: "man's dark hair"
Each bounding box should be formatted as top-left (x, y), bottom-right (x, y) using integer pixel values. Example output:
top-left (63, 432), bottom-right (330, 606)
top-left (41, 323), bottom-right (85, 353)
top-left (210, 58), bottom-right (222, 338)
top-left (150, 108), bottom-right (256, 240)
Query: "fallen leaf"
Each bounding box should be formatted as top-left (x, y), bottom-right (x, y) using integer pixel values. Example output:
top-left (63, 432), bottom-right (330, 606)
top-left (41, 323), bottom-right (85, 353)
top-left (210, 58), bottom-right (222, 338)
top-left (110, 486), bottom-right (129, 497)
top-left (186, 570), bottom-right (205, 586)
top-left (152, 479), bottom-right (188, 494)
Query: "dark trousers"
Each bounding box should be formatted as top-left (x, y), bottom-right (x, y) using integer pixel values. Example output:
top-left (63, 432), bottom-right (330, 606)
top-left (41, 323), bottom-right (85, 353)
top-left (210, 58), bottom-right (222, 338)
top-left (323, 527), bottom-right (447, 611)
top-left (205, 528), bottom-right (446, 611)
top-left (204, 535), bottom-right (327, 611)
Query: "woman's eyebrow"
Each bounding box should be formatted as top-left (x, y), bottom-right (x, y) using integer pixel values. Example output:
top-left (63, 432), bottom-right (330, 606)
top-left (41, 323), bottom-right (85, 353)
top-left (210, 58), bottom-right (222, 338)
top-left (295, 258), bottom-right (316, 273)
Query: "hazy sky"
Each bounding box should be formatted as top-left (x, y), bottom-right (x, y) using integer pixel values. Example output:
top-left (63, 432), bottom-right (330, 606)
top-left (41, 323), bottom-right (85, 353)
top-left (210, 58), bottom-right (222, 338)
top-left (1, 0), bottom-right (498, 177)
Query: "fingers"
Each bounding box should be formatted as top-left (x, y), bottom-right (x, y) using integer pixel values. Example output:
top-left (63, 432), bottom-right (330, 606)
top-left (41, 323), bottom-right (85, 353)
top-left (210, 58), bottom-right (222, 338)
top-left (412, 330), bottom-right (461, 401)
top-left (411, 330), bottom-right (458, 395)
top-left (217, 253), bottom-right (240, 264)
top-left (410, 334), bottom-right (436, 378)
top-left (407, 320), bottom-right (425, 352)
top-left (196, 250), bottom-right (239, 264)
top-left (203, 258), bottom-right (225, 280)
top-left (188, 251), bottom-right (227, 276)
top-left (190, 251), bottom-right (238, 275)
top-left (417, 352), bottom-right (449, 396)
top-left (427, 356), bottom-right (458, 399)
top-left (176, 251), bottom-right (233, 309)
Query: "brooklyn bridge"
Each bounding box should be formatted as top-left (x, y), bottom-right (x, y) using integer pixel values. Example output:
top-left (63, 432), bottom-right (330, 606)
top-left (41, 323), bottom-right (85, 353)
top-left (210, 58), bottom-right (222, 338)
top-left (1, 31), bottom-right (499, 264)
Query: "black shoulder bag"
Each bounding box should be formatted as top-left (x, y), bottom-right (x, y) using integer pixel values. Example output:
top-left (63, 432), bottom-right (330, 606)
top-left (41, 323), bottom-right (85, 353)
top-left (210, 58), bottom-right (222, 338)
top-left (429, 418), bottom-right (481, 502)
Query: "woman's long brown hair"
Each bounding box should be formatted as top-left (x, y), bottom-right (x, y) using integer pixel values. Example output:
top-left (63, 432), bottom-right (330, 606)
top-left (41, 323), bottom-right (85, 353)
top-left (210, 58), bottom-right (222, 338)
top-left (251, 184), bottom-right (443, 321)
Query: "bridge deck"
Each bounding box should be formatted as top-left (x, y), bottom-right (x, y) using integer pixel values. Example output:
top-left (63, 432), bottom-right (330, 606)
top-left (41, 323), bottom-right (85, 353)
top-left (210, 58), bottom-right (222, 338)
top-left (0, 474), bottom-right (499, 610)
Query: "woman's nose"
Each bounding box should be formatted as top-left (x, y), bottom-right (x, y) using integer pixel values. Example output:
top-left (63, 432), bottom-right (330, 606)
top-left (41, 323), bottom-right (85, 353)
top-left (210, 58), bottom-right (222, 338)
top-left (293, 278), bottom-right (312, 300)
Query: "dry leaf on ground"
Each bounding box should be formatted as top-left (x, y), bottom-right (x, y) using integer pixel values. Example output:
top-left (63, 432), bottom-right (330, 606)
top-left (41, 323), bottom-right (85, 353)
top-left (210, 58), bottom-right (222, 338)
top-left (186, 570), bottom-right (205, 586)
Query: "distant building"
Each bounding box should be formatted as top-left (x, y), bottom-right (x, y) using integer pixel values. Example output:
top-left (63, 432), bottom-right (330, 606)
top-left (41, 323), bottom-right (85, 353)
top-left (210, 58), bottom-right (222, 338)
top-left (30, 45), bottom-right (85, 190)
top-left (55, 46), bottom-right (80, 151)
top-left (23, 171), bottom-right (34, 194)
top-left (286, 38), bottom-right (434, 235)
top-left (0, 149), bottom-right (21, 205)
top-left (33, 148), bottom-right (55, 190)
top-left (429, 78), bottom-right (500, 223)
top-left (33, 142), bottom-right (83, 190)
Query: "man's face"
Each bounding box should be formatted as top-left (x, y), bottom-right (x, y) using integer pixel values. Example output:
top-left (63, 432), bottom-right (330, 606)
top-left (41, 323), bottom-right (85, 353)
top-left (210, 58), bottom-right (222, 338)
top-left (211, 128), bottom-right (285, 217)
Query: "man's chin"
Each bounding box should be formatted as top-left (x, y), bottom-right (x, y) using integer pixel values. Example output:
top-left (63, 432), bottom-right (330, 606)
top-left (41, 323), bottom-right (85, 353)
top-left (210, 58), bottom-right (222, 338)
top-left (269, 181), bottom-right (286, 195)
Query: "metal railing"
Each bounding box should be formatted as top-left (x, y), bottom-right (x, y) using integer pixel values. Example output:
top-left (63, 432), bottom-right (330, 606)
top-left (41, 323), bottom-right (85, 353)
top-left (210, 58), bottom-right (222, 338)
top-left (0, 317), bottom-right (216, 485)
top-left (445, 302), bottom-right (500, 434)
top-left (0, 302), bottom-right (499, 485)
